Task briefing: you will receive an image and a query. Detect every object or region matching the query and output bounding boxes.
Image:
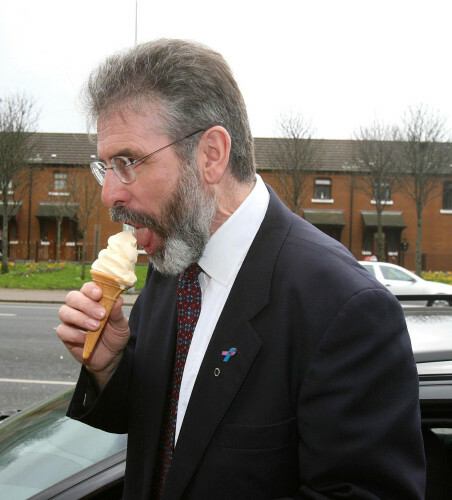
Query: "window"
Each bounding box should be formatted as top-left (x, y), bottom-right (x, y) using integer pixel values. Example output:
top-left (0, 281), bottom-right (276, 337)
top-left (54, 172), bottom-right (67, 191)
top-left (67, 220), bottom-right (78, 241)
top-left (313, 178), bottom-right (331, 200)
top-left (443, 181), bottom-right (452, 210)
top-left (40, 220), bottom-right (49, 240)
top-left (372, 182), bottom-right (391, 203)
top-left (361, 264), bottom-right (376, 277)
top-left (386, 230), bottom-right (398, 253)
top-left (362, 229), bottom-right (376, 253)
top-left (379, 265), bottom-right (414, 282)
top-left (317, 226), bottom-right (343, 242)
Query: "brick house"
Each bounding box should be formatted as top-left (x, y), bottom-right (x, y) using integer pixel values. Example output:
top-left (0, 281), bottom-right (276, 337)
top-left (3, 133), bottom-right (452, 270)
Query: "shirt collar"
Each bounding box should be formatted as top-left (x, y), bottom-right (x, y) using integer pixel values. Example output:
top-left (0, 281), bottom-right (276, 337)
top-left (198, 174), bottom-right (269, 286)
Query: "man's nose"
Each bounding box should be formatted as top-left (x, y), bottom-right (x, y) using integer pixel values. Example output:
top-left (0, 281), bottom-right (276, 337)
top-left (101, 168), bottom-right (128, 208)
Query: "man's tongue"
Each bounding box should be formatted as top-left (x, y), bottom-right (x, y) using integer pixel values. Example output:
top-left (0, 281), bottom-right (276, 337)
top-left (134, 227), bottom-right (161, 255)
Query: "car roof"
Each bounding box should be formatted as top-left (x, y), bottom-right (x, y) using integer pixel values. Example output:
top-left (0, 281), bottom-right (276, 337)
top-left (405, 308), bottom-right (452, 364)
top-left (359, 261), bottom-right (410, 269)
top-left (0, 389), bottom-right (127, 499)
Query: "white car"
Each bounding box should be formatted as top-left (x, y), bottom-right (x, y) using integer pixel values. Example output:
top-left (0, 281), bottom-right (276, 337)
top-left (359, 261), bottom-right (452, 306)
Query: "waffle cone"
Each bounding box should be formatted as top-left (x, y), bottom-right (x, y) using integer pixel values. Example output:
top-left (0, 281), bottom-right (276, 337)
top-left (82, 269), bottom-right (132, 359)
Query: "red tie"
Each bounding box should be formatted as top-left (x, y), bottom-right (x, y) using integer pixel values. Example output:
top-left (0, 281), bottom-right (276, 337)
top-left (152, 263), bottom-right (202, 498)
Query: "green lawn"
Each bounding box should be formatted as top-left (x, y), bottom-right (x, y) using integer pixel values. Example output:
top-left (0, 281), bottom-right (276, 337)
top-left (0, 262), bottom-right (149, 291)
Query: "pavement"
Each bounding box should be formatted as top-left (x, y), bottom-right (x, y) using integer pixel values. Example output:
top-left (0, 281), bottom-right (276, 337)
top-left (0, 288), bottom-right (138, 305)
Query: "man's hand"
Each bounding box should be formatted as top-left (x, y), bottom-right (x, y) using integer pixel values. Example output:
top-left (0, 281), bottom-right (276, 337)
top-left (57, 281), bottom-right (130, 390)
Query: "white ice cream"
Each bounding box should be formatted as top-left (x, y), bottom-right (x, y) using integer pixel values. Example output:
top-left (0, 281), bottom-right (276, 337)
top-left (91, 230), bottom-right (138, 286)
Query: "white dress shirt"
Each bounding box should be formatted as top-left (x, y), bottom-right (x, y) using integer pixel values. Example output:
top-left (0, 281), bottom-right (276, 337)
top-left (175, 174), bottom-right (270, 442)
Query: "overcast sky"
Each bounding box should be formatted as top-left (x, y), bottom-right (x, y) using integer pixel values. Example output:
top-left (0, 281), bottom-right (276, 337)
top-left (1, 0), bottom-right (451, 139)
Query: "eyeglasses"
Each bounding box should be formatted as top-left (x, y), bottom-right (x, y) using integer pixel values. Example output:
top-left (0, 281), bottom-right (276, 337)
top-left (90, 129), bottom-right (205, 185)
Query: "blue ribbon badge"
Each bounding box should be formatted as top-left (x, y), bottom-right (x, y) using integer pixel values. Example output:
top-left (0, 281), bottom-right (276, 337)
top-left (222, 347), bottom-right (237, 362)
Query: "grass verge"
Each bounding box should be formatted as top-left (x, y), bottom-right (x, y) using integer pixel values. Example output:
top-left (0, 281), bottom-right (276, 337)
top-left (0, 262), bottom-right (149, 291)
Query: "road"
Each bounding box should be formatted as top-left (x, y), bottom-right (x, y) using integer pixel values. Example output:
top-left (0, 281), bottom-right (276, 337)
top-left (0, 302), bottom-right (132, 412)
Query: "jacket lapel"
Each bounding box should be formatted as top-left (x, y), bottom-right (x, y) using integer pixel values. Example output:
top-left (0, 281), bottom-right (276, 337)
top-left (163, 186), bottom-right (293, 499)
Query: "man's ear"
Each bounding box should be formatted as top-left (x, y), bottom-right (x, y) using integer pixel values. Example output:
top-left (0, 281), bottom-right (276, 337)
top-left (197, 126), bottom-right (231, 185)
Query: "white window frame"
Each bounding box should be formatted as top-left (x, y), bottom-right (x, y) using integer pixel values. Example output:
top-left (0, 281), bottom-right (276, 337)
top-left (312, 178), bottom-right (334, 203)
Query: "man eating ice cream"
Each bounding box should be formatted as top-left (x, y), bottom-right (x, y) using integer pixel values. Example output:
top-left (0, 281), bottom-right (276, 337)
top-left (57, 39), bottom-right (425, 499)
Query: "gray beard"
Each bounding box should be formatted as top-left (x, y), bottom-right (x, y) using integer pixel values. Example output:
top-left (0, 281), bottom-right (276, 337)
top-left (110, 165), bottom-right (217, 276)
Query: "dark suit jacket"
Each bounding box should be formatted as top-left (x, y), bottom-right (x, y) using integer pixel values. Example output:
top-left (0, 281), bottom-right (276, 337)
top-left (68, 186), bottom-right (425, 499)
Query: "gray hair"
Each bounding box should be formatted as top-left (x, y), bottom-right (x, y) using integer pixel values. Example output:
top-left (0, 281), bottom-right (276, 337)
top-left (82, 38), bottom-right (256, 183)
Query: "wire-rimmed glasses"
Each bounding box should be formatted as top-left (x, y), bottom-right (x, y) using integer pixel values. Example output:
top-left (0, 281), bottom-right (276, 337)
top-left (90, 129), bottom-right (205, 186)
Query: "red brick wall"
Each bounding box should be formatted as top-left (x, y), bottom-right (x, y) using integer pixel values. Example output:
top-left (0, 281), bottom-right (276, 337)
top-left (260, 170), bottom-right (452, 269)
top-left (7, 164), bottom-right (452, 269)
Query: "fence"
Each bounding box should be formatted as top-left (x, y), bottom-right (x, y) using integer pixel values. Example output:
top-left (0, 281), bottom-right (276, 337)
top-left (397, 252), bottom-right (452, 272)
top-left (7, 241), bottom-right (94, 263)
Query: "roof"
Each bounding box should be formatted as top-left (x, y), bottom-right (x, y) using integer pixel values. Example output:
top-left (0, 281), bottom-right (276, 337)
top-left (302, 209), bottom-right (346, 227)
top-left (405, 309), bottom-right (452, 363)
top-left (29, 133), bottom-right (97, 166)
top-left (25, 133), bottom-right (452, 175)
top-left (361, 211), bottom-right (406, 228)
top-left (254, 137), bottom-right (357, 172)
top-left (29, 134), bottom-right (359, 172)
top-left (36, 202), bottom-right (79, 218)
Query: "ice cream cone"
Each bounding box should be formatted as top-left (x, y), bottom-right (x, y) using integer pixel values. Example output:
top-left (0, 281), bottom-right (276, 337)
top-left (82, 269), bottom-right (132, 359)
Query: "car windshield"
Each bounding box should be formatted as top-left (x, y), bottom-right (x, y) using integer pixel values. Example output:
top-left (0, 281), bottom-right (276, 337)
top-left (380, 266), bottom-right (414, 282)
top-left (0, 390), bottom-right (127, 499)
top-left (361, 264), bottom-right (376, 277)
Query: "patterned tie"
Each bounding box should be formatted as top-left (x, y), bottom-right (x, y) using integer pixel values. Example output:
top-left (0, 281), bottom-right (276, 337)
top-left (152, 263), bottom-right (202, 498)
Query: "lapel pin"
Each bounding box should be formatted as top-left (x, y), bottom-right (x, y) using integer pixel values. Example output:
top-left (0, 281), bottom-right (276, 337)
top-left (222, 347), bottom-right (237, 362)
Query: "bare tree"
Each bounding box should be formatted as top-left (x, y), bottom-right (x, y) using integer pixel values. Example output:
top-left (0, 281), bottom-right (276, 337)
top-left (272, 112), bottom-right (318, 214)
top-left (396, 105), bottom-right (452, 275)
top-left (352, 121), bottom-right (400, 261)
top-left (68, 167), bottom-right (101, 279)
top-left (0, 94), bottom-right (39, 273)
